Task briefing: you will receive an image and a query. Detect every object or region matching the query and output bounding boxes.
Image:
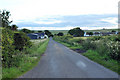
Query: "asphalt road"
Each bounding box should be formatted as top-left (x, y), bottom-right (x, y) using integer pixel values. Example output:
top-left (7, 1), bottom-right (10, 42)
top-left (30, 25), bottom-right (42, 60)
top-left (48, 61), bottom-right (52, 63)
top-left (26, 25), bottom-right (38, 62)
top-left (19, 38), bottom-right (118, 78)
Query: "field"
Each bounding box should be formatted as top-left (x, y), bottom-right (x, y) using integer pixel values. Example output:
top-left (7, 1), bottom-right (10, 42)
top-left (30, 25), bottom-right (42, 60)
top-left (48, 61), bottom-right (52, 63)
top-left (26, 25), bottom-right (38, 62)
top-left (49, 30), bottom-right (68, 35)
top-left (84, 28), bottom-right (119, 32)
top-left (49, 28), bottom-right (119, 35)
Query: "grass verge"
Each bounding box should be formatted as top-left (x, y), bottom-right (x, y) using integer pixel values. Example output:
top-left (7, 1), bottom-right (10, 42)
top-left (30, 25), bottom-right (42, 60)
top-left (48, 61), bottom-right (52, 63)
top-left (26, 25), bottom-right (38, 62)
top-left (2, 39), bottom-right (49, 80)
top-left (54, 39), bottom-right (120, 75)
top-left (56, 40), bottom-right (82, 49)
top-left (83, 50), bottom-right (120, 74)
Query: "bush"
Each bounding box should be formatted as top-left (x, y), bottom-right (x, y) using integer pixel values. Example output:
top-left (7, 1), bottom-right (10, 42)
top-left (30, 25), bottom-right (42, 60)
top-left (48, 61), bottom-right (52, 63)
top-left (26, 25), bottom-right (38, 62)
top-left (82, 39), bottom-right (96, 50)
top-left (2, 28), bottom-right (32, 68)
top-left (57, 32), bottom-right (64, 36)
top-left (90, 36), bottom-right (103, 41)
top-left (106, 40), bottom-right (120, 60)
top-left (95, 39), bottom-right (110, 56)
top-left (14, 32), bottom-right (32, 51)
top-left (2, 28), bottom-right (16, 67)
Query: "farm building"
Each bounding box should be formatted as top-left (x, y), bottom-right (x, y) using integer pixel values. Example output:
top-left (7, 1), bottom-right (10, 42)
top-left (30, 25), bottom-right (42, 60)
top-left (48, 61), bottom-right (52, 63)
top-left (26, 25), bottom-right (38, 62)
top-left (27, 33), bottom-right (39, 39)
top-left (27, 32), bottom-right (48, 39)
top-left (84, 31), bottom-right (118, 37)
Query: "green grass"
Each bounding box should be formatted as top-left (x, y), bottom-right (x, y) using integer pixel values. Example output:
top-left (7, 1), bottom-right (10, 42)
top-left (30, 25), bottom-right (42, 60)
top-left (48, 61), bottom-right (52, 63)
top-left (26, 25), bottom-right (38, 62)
top-left (50, 28), bottom-right (119, 35)
top-left (56, 40), bottom-right (82, 49)
top-left (50, 30), bottom-right (68, 35)
top-left (83, 50), bottom-right (120, 74)
top-left (54, 37), bottom-right (120, 75)
top-left (2, 39), bottom-right (49, 80)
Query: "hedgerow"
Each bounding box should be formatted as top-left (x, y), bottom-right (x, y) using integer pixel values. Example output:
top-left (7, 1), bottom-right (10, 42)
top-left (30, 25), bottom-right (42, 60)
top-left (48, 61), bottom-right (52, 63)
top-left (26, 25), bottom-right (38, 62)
top-left (2, 28), bottom-right (32, 68)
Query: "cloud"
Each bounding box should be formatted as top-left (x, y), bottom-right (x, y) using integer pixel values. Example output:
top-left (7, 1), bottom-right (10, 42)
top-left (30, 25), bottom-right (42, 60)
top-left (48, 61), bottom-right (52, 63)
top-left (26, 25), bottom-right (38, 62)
top-left (16, 14), bottom-right (117, 30)
top-left (1, 0), bottom-right (118, 30)
top-left (0, 0), bottom-right (119, 21)
top-left (34, 20), bottom-right (62, 24)
top-left (101, 17), bottom-right (118, 25)
top-left (18, 26), bottom-right (75, 30)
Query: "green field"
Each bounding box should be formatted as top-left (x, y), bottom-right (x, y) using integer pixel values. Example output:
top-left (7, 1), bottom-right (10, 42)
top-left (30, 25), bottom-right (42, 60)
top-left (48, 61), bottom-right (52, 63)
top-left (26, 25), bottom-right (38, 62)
top-left (18, 28), bottom-right (119, 35)
top-left (49, 28), bottom-right (119, 34)
top-left (84, 28), bottom-right (119, 32)
top-left (49, 30), bottom-right (68, 34)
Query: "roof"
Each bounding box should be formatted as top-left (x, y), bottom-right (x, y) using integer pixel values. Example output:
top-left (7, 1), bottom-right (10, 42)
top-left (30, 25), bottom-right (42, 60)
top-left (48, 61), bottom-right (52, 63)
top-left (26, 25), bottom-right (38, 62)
top-left (34, 33), bottom-right (45, 36)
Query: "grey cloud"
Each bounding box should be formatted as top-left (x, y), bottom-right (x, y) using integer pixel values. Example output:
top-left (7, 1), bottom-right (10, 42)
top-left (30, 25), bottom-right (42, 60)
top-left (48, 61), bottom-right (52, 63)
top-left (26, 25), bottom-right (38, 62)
top-left (16, 14), bottom-right (117, 28)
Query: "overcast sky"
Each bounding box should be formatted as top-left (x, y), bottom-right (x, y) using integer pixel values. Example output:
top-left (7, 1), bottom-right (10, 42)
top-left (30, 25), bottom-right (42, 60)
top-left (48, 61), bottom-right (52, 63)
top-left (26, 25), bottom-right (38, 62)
top-left (0, 0), bottom-right (119, 30)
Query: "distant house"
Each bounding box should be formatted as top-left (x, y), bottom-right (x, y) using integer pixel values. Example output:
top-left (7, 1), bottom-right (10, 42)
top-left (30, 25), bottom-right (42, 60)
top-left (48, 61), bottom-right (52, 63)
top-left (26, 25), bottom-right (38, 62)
top-left (100, 32), bottom-right (116, 36)
top-left (93, 32), bottom-right (101, 36)
top-left (84, 32), bottom-right (90, 36)
top-left (27, 32), bottom-right (48, 39)
top-left (84, 31), bottom-right (118, 37)
top-left (27, 33), bottom-right (39, 39)
top-left (34, 33), bottom-right (48, 39)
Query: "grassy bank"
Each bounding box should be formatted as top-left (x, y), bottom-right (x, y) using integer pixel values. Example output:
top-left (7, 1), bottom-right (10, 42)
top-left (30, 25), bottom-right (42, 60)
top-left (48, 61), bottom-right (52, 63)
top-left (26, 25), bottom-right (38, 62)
top-left (2, 39), bottom-right (49, 80)
top-left (53, 35), bottom-right (120, 74)
top-left (83, 50), bottom-right (119, 74)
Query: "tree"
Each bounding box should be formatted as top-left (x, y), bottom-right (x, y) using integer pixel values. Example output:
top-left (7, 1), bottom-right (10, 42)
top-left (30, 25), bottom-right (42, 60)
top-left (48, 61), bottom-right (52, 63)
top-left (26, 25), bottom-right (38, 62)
top-left (68, 27), bottom-right (84, 37)
top-left (44, 30), bottom-right (53, 37)
top-left (11, 24), bottom-right (18, 31)
top-left (87, 32), bottom-right (93, 36)
top-left (111, 30), bottom-right (116, 32)
top-left (20, 28), bottom-right (32, 33)
top-left (31, 30), bottom-right (35, 33)
top-left (0, 10), bottom-right (12, 27)
top-left (38, 30), bottom-right (43, 33)
top-left (57, 32), bottom-right (64, 36)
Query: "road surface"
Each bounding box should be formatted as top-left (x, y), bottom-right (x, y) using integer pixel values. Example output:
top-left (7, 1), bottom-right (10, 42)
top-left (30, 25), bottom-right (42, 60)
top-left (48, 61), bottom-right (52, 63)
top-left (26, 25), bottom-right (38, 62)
top-left (19, 38), bottom-right (118, 78)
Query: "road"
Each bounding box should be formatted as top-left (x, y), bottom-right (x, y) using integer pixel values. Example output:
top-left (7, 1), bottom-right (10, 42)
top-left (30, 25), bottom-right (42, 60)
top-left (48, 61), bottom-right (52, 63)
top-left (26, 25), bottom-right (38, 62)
top-left (19, 38), bottom-right (118, 78)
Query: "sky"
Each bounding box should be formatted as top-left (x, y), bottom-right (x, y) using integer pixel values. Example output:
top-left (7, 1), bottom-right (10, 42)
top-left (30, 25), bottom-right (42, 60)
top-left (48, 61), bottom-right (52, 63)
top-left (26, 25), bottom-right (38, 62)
top-left (0, 0), bottom-right (119, 30)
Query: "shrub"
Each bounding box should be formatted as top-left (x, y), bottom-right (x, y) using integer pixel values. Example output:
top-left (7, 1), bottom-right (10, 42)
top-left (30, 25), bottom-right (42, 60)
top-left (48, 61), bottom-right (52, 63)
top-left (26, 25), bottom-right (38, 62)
top-left (57, 32), bottom-right (64, 36)
top-left (2, 28), bottom-right (32, 67)
top-left (2, 28), bottom-right (16, 67)
top-left (14, 32), bottom-right (32, 51)
top-left (90, 36), bottom-right (103, 41)
top-left (107, 41), bottom-right (120, 60)
top-left (95, 39), bottom-right (110, 56)
top-left (82, 39), bottom-right (96, 50)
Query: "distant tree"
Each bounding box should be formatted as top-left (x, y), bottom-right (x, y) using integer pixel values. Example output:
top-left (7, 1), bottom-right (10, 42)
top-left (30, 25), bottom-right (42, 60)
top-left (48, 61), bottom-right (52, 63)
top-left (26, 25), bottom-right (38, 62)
top-left (54, 34), bottom-right (57, 36)
top-left (44, 30), bottom-right (53, 37)
top-left (103, 28), bottom-right (105, 30)
top-left (0, 10), bottom-right (12, 27)
top-left (31, 30), bottom-right (35, 33)
top-left (20, 28), bottom-right (32, 33)
top-left (68, 27), bottom-right (84, 37)
top-left (57, 32), bottom-right (64, 36)
top-left (87, 32), bottom-right (93, 36)
top-left (38, 31), bottom-right (43, 33)
top-left (11, 24), bottom-right (18, 31)
top-left (111, 30), bottom-right (116, 32)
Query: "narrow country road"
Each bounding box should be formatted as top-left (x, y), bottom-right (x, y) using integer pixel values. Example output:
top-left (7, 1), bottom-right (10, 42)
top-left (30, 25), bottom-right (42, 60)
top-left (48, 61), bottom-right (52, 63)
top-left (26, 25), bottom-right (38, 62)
top-left (19, 38), bottom-right (118, 78)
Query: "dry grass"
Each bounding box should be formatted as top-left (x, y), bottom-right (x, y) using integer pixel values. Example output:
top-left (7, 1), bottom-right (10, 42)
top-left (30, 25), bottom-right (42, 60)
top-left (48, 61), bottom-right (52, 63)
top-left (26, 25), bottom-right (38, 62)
top-left (30, 39), bottom-right (47, 45)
